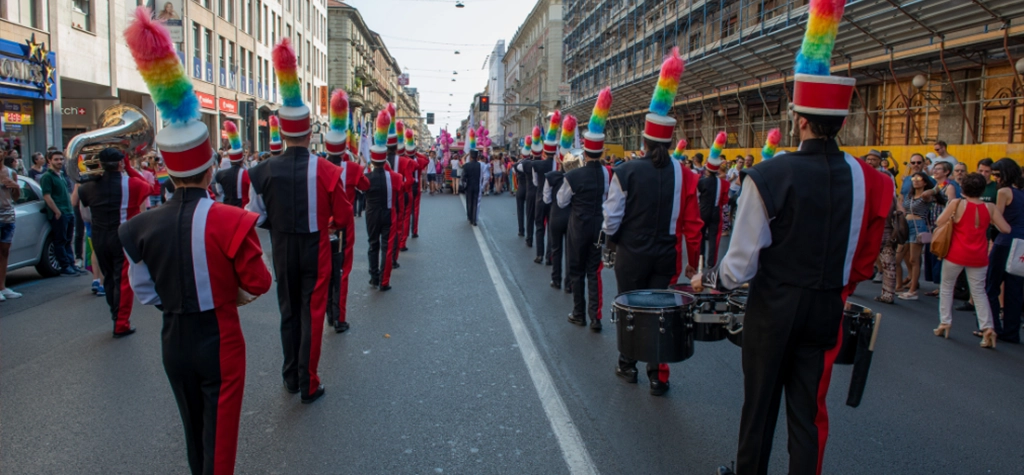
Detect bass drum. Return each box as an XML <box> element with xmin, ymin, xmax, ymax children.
<box><xmin>612</xmin><ymin>290</ymin><xmax>696</xmax><ymax>364</ymax></box>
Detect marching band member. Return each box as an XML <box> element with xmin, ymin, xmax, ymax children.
<box><xmin>517</xmin><ymin>127</ymin><xmax>543</xmax><ymax>247</ymax></box>
<box><xmin>407</xmin><ymin>130</ymin><xmax>429</xmax><ymax>238</ymax></box>
<box><xmin>603</xmin><ymin>48</ymin><xmax>702</xmax><ymax>396</ymax></box>
<box><xmin>545</xmin><ymin>115</ymin><xmax>577</xmax><ymax>293</ymax></box>
<box><xmin>693</xmin><ymin>3</ymin><xmax>894</xmax><ymax>472</ymax></box>
<box><xmin>246</xmin><ymin>38</ymin><xmax>351</xmax><ymax>404</ymax></box>
<box><xmin>386</xmin><ymin>113</ymin><xmax>414</xmax><ymax>265</ymax></box>
<box><xmin>515</xmin><ymin>137</ymin><xmax>532</xmax><ymax>237</ymax></box>
<box><xmin>533</xmin><ymin>111</ymin><xmax>561</xmax><ymax>264</ymax></box>
<box><xmin>462</xmin><ymin>128</ymin><xmax>482</xmax><ymax>226</ymax></box>
<box><xmin>78</xmin><ymin>148</ymin><xmax>161</xmax><ymax>339</ymax></box>
<box><xmin>214</xmin><ymin>121</ymin><xmax>250</xmax><ymax>208</ymax></box>
<box><xmin>697</xmin><ymin>132</ymin><xmax>729</xmax><ymax>267</ymax></box>
<box><xmin>560</xmin><ymin>87</ymin><xmax>614</xmax><ymax>328</ymax></box>
<box><xmin>324</xmin><ymin>90</ymin><xmax>369</xmax><ymax>333</ymax></box>
<box><xmin>120</xmin><ymin>10</ymin><xmax>272</xmax><ymax>473</ymax></box>
<box><xmin>366</xmin><ymin>111</ymin><xmax>403</xmax><ymax>291</ymax></box>
<box><xmin>268</xmin><ymin>115</ymin><xmax>283</xmax><ymax>156</ymax></box>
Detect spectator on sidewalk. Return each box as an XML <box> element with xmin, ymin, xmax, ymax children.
<box><xmin>39</xmin><ymin>151</ymin><xmax>83</xmax><ymax>276</ymax></box>
<box><xmin>1</xmin><ymin>153</ymin><xmax>22</xmax><ymax>301</ymax></box>
<box><xmin>897</xmin><ymin>171</ymin><xmax>938</xmax><ymax>300</ymax></box>
<box><xmin>987</xmin><ymin>158</ymin><xmax>1024</xmax><ymax>344</ymax></box>
<box><xmin>27</xmin><ymin>152</ymin><xmax>45</xmax><ymax>182</ymax></box>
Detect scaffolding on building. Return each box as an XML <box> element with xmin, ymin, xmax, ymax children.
<box><xmin>562</xmin><ymin>0</ymin><xmax>1024</xmax><ymax>152</ymax></box>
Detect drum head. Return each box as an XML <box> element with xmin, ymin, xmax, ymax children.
<box><xmin>615</xmin><ymin>290</ymin><xmax>695</xmax><ymax>309</ymax></box>
<box><xmin>670</xmin><ymin>283</ymin><xmax>727</xmax><ymax>296</ymax></box>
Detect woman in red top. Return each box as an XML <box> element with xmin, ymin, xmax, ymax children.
<box><xmin>935</xmin><ymin>173</ymin><xmax>1011</xmax><ymax>348</ymax></box>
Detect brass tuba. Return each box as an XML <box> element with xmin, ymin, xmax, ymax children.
<box><xmin>64</xmin><ymin>104</ymin><xmax>154</xmax><ymax>183</ymax></box>
<box><xmin>558</xmin><ymin>148</ymin><xmax>585</xmax><ymax>173</ymax></box>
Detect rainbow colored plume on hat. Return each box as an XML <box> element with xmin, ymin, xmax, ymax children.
<box><xmin>124</xmin><ymin>7</ymin><xmax>199</xmax><ymax>125</ymax></box>
<box><xmin>269</xmin><ymin>115</ymin><xmax>281</xmax><ymax>143</ymax></box>
<box><xmin>794</xmin><ymin>0</ymin><xmax>845</xmax><ymax>76</ymax></box>
<box><xmin>672</xmin><ymin>139</ymin><xmax>687</xmax><ymax>161</ymax></box>
<box><xmin>224</xmin><ymin>121</ymin><xmax>241</xmax><ymax>151</ymax></box>
<box><xmin>374</xmin><ymin>111</ymin><xmax>390</xmax><ymax>147</ymax></box>
<box><xmin>386</xmin><ymin>103</ymin><xmax>397</xmax><ymax>137</ymax></box>
<box><xmin>272</xmin><ymin>38</ymin><xmax>303</xmax><ymax>108</ymax></box>
<box><xmin>589</xmin><ymin>87</ymin><xmax>612</xmax><ymax>135</ymax></box>
<box><xmin>330</xmin><ymin>90</ymin><xmax>349</xmax><ymax>133</ymax></box>
<box><xmin>546</xmin><ymin>110</ymin><xmax>562</xmax><ymax>144</ymax></box>
<box><xmin>532</xmin><ymin>126</ymin><xmax>543</xmax><ymax>145</ymax></box>
<box><xmin>468</xmin><ymin>127</ymin><xmax>477</xmax><ymax>151</ymax></box>
<box><xmin>522</xmin><ymin>137</ymin><xmax>531</xmax><ymax>154</ymax></box>
<box><xmin>348</xmin><ymin>112</ymin><xmax>358</xmax><ymax>155</ymax></box>
<box><xmin>709</xmin><ymin>131</ymin><xmax>727</xmax><ymax>162</ymax></box>
<box><xmin>405</xmin><ymin>129</ymin><xmax>415</xmax><ymax>151</ymax></box>
<box><xmin>396</xmin><ymin>121</ymin><xmax>405</xmax><ymax>146</ymax></box>
<box><xmin>649</xmin><ymin>47</ymin><xmax>685</xmax><ymax>116</ymax></box>
<box><xmin>560</xmin><ymin>115</ymin><xmax>577</xmax><ymax>151</ymax></box>
<box><xmin>762</xmin><ymin>129</ymin><xmax>781</xmax><ymax>160</ymax></box>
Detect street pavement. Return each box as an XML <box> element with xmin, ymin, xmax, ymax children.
<box><xmin>3</xmin><ymin>190</ymin><xmax>1024</xmax><ymax>475</ymax></box>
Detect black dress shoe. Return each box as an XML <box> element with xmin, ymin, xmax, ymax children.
<box><xmin>650</xmin><ymin>379</ymin><xmax>670</xmax><ymax>396</ymax></box>
<box><xmin>401</xmin><ymin>247</ymin><xmax>409</xmax><ymax>252</ymax></box>
<box><xmin>392</xmin><ymin>261</ymin><xmax>400</xmax><ymax>269</ymax></box>
<box><xmin>301</xmin><ymin>385</ymin><xmax>325</xmax><ymax>404</ymax></box>
<box><xmin>113</xmin><ymin>327</ymin><xmax>137</xmax><ymax>339</ymax></box>
<box><xmin>334</xmin><ymin>321</ymin><xmax>350</xmax><ymax>333</ymax></box>
<box><xmin>955</xmin><ymin>302</ymin><xmax>975</xmax><ymax>311</ymax></box>
<box><xmin>379</xmin><ymin>285</ymin><xmax>392</xmax><ymax>292</ymax></box>
<box><xmin>526</xmin><ymin>240</ymin><xmax>533</xmax><ymax>248</ymax></box>
<box><xmin>550</xmin><ymin>281</ymin><xmax>561</xmax><ymax>290</ymax></box>
<box><xmin>590</xmin><ymin>319</ymin><xmax>602</xmax><ymax>332</ymax></box>
<box><xmin>568</xmin><ymin>314</ymin><xmax>586</xmax><ymax>326</ymax></box>
<box><xmin>412</xmin><ymin>234</ymin><xmax>419</xmax><ymax>238</ymax></box>
<box><xmin>615</xmin><ymin>366</ymin><xmax>638</xmax><ymax>384</ymax></box>
<box><xmin>284</xmin><ymin>381</ymin><xmax>299</xmax><ymax>394</ymax></box>
<box><xmin>369</xmin><ymin>278</ymin><xmax>380</xmax><ymax>287</ymax></box>
<box><xmin>534</xmin><ymin>256</ymin><xmax>543</xmax><ymax>264</ymax></box>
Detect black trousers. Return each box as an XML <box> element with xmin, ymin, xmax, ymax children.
<box><xmin>525</xmin><ymin>190</ymin><xmax>536</xmax><ymax>244</ymax></box>
<box><xmin>327</xmin><ymin>233</ymin><xmax>343</xmax><ymax>326</ymax></box>
<box><xmin>162</xmin><ymin>309</ymin><xmax>245</xmax><ymax>475</ymax></box>
<box><xmin>736</xmin><ymin>283</ymin><xmax>844</xmax><ymax>475</ymax></box>
<box><xmin>466</xmin><ymin>187</ymin><xmax>480</xmax><ymax>224</ymax></box>
<box><xmin>74</xmin><ymin>206</ymin><xmax>85</xmax><ymax>261</ymax></box>
<box><xmin>549</xmin><ymin>213</ymin><xmax>569</xmax><ymax>286</ymax></box>
<box><xmin>270</xmin><ymin>231</ymin><xmax>326</xmax><ymax>398</ymax></box>
<box><xmin>366</xmin><ymin>208</ymin><xmax>393</xmax><ymax>286</ymax></box>
<box><xmin>354</xmin><ymin>191</ymin><xmax>365</xmax><ymax>216</ymax></box>
<box><xmin>987</xmin><ymin>244</ymin><xmax>1023</xmax><ymax>342</ymax></box>
<box><xmin>516</xmin><ymin>190</ymin><xmax>527</xmax><ymax>235</ymax></box>
<box><xmin>701</xmin><ymin>216</ymin><xmax>722</xmax><ymax>267</ymax></box>
<box><xmin>93</xmin><ymin>226</ymin><xmax>132</xmax><ymax>333</ymax></box>
<box><xmin>534</xmin><ymin>199</ymin><xmax>550</xmax><ymax>259</ymax></box>
<box><xmin>614</xmin><ymin>244</ymin><xmax>677</xmax><ymax>382</ymax></box>
<box><xmin>568</xmin><ymin>221</ymin><xmax>602</xmax><ymax>321</ymax></box>
<box><xmin>392</xmin><ymin>192</ymin><xmax>408</xmax><ymax>263</ymax></box>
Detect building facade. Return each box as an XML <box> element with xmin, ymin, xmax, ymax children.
<box><xmin>562</xmin><ymin>0</ymin><xmax>1024</xmax><ymax>161</ymax></box>
<box><xmin>1</xmin><ymin>0</ymin><xmax>61</xmax><ymax>160</ymax></box>
<box><xmin>501</xmin><ymin>0</ymin><xmax>563</xmax><ymax>143</ymax></box>
<box><xmin>487</xmin><ymin>40</ymin><xmax>505</xmax><ymax>147</ymax></box>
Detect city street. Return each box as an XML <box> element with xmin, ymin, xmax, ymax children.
<box><xmin>3</xmin><ymin>192</ymin><xmax>1024</xmax><ymax>475</ymax></box>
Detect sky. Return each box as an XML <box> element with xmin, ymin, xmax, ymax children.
<box><xmin>342</xmin><ymin>0</ymin><xmax>540</xmax><ymax>138</ymax></box>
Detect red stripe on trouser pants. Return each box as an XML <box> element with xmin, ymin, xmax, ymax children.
<box><xmin>339</xmin><ymin>229</ymin><xmax>354</xmax><ymax>323</ymax></box>
<box><xmin>412</xmin><ymin>192</ymin><xmax>421</xmax><ymax>234</ymax></box>
<box><xmin>813</xmin><ymin>315</ymin><xmax>844</xmax><ymax>475</ymax></box>
<box><xmin>382</xmin><ymin>213</ymin><xmax>397</xmax><ymax>285</ymax></box>
<box><xmin>595</xmin><ymin>261</ymin><xmax>603</xmax><ymax>320</ymax></box>
<box><xmin>305</xmin><ymin>236</ymin><xmax>330</xmax><ymax>395</ymax></box>
<box><xmin>213</xmin><ymin>313</ymin><xmax>246</xmax><ymax>475</ymax></box>
<box><xmin>400</xmin><ymin>191</ymin><xmax>412</xmax><ymax>248</ymax></box>
<box><xmin>116</xmin><ymin>257</ymin><xmax>134</xmax><ymax>333</ymax></box>
<box><xmin>657</xmin><ymin>364</ymin><xmax>670</xmax><ymax>383</ymax></box>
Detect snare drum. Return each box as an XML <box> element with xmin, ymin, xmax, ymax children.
<box><xmin>836</xmin><ymin>303</ymin><xmax>875</xmax><ymax>365</ymax></box>
<box><xmin>670</xmin><ymin>284</ymin><xmax>732</xmax><ymax>342</ymax></box>
<box><xmin>612</xmin><ymin>290</ymin><xmax>696</xmax><ymax>363</ymax></box>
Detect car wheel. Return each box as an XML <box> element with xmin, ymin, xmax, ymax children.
<box><xmin>34</xmin><ymin>233</ymin><xmax>61</xmax><ymax>278</ymax></box>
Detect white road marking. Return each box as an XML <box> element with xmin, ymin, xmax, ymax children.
<box><xmin>462</xmin><ymin>196</ymin><xmax>599</xmax><ymax>475</ymax></box>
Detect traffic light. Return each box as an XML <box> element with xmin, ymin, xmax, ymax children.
<box><xmin>479</xmin><ymin>95</ymin><xmax>490</xmax><ymax>112</ymax></box>
<box><xmin>427</xmin><ymin>112</ymin><xmax>434</xmax><ymax>125</ymax></box>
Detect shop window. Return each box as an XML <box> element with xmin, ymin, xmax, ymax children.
<box><xmin>72</xmin><ymin>0</ymin><xmax>91</xmax><ymax>31</ymax></box>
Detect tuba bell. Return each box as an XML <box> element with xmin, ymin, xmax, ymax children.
<box><xmin>558</xmin><ymin>148</ymin><xmax>585</xmax><ymax>173</ymax></box>
<box><xmin>64</xmin><ymin>104</ymin><xmax>154</xmax><ymax>183</ymax></box>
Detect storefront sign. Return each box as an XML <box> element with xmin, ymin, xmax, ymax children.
<box><xmin>218</xmin><ymin>98</ymin><xmax>237</xmax><ymax>114</ymax></box>
<box><xmin>3</xmin><ymin>100</ymin><xmax>34</xmax><ymax>125</ymax></box>
<box><xmin>0</xmin><ymin>35</ymin><xmax>57</xmax><ymax>101</ymax></box>
<box><xmin>196</xmin><ymin>91</ymin><xmax>216</xmax><ymax>110</ymax></box>
<box><xmin>58</xmin><ymin>98</ymin><xmax>119</xmax><ymax>128</ymax></box>
<box><xmin>319</xmin><ymin>86</ymin><xmax>328</xmax><ymax>116</ymax></box>
<box><xmin>258</xmin><ymin>119</ymin><xmax>268</xmax><ymax>127</ymax></box>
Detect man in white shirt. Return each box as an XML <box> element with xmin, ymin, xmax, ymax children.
<box><xmin>426</xmin><ymin>150</ymin><xmax>438</xmax><ymax>195</ymax></box>
<box><xmin>932</xmin><ymin>140</ymin><xmax>957</xmax><ymax>168</ymax></box>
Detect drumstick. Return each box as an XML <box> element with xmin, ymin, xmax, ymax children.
<box><xmin>868</xmin><ymin>313</ymin><xmax>881</xmax><ymax>352</ymax></box>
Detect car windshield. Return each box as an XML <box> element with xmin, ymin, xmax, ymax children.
<box><xmin>16</xmin><ymin>177</ymin><xmax>40</xmax><ymax>204</ymax></box>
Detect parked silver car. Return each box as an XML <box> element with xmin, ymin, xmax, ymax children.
<box><xmin>6</xmin><ymin>176</ymin><xmax>61</xmax><ymax>277</ymax></box>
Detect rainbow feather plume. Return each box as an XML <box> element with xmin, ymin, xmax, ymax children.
<box><xmin>223</xmin><ymin>121</ymin><xmax>241</xmax><ymax>151</ymax></box>
<box><xmin>560</xmin><ymin>115</ymin><xmax>577</xmax><ymax>151</ymax></box>
<box><xmin>124</xmin><ymin>7</ymin><xmax>199</xmax><ymax>124</ymax></box>
<box><xmin>405</xmin><ymin>129</ymin><xmax>415</xmax><ymax>151</ymax></box>
<box><xmin>709</xmin><ymin>131</ymin><xmax>727</xmax><ymax>162</ymax></box>
<box><xmin>672</xmin><ymin>139</ymin><xmax>688</xmax><ymax>161</ymax></box>
<box><xmin>386</xmin><ymin>103</ymin><xmax>397</xmax><ymax>137</ymax></box>
<box><xmin>272</xmin><ymin>38</ymin><xmax>303</xmax><ymax>107</ymax></box>
<box><xmin>374</xmin><ymin>110</ymin><xmax>390</xmax><ymax>148</ymax></box>
<box><xmin>795</xmin><ymin>0</ymin><xmax>845</xmax><ymax>76</ymax></box>
<box><xmin>396</xmin><ymin>121</ymin><xmax>405</xmax><ymax>147</ymax></box>
<box><xmin>347</xmin><ymin>109</ymin><xmax>357</xmax><ymax>153</ymax></box>
<box><xmin>532</xmin><ymin>126</ymin><xmax>543</xmax><ymax>145</ymax></box>
<box><xmin>468</xmin><ymin>128</ymin><xmax>477</xmax><ymax>151</ymax></box>
<box><xmin>589</xmin><ymin>87</ymin><xmax>613</xmax><ymax>135</ymax></box>
<box><xmin>522</xmin><ymin>137</ymin><xmax>531</xmax><ymax>154</ymax></box>
<box><xmin>330</xmin><ymin>90</ymin><xmax>349</xmax><ymax>133</ymax></box>
<box><xmin>269</xmin><ymin>115</ymin><xmax>281</xmax><ymax>143</ymax></box>
<box><xmin>649</xmin><ymin>47</ymin><xmax>685</xmax><ymax>116</ymax></box>
<box><xmin>762</xmin><ymin>128</ymin><xmax>781</xmax><ymax>160</ymax></box>
<box><xmin>546</xmin><ymin>110</ymin><xmax>562</xmax><ymax>143</ymax></box>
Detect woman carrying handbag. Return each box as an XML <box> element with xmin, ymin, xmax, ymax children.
<box><xmin>934</xmin><ymin>173</ymin><xmax>1011</xmax><ymax>348</ymax></box>
<box><xmin>986</xmin><ymin>158</ymin><xmax>1024</xmax><ymax>344</ymax></box>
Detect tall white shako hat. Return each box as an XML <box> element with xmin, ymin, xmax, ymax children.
<box><xmin>370</xmin><ymin>110</ymin><xmax>391</xmax><ymax>163</ymax></box>
<box><xmin>643</xmin><ymin>47</ymin><xmax>685</xmax><ymax>144</ymax></box>
<box><xmin>584</xmin><ymin>87</ymin><xmax>613</xmax><ymax>154</ymax></box>
<box><xmin>521</xmin><ymin>137</ymin><xmax>532</xmax><ymax>158</ymax></box>
<box><xmin>790</xmin><ymin>0</ymin><xmax>856</xmax><ymax>122</ymax></box>
<box><xmin>324</xmin><ymin>89</ymin><xmax>349</xmax><ymax>156</ymax></box>
<box><xmin>542</xmin><ymin>110</ymin><xmax>561</xmax><ymax>155</ymax></box>
<box><xmin>404</xmin><ymin>129</ymin><xmax>416</xmax><ymax>157</ymax></box>
<box><xmin>223</xmin><ymin>120</ymin><xmax>244</xmax><ymax>162</ymax></box>
<box><xmin>272</xmin><ymin>38</ymin><xmax>311</xmax><ymax>137</ymax></box>
<box><xmin>124</xmin><ymin>7</ymin><xmax>215</xmax><ymax>177</ymax></box>
<box><xmin>530</xmin><ymin>126</ymin><xmax>543</xmax><ymax>156</ymax></box>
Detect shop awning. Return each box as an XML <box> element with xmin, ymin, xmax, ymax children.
<box><xmin>219</xmin><ymin>112</ymin><xmax>243</xmax><ymax>121</ymax></box>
